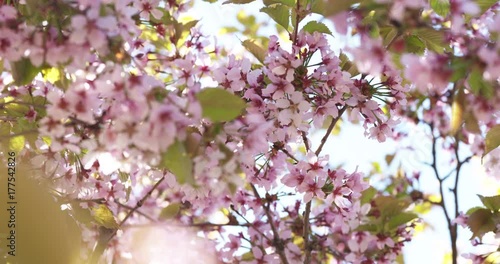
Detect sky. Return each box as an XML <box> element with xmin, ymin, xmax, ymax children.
<box><xmin>186</xmin><ymin>1</ymin><xmax>500</xmax><ymax>263</ymax></box>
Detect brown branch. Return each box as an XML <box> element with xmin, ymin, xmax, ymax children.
<box><xmin>251</xmin><ymin>184</ymin><xmax>290</xmax><ymax>264</ymax></box>
<box><xmin>115</xmin><ymin>201</ymin><xmax>156</xmax><ymax>222</ymax></box>
<box><xmin>303</xmin><ymin>201</ymin><xmax>312</xmax><ymax>264</ymax></box>
<box><xmin>90</xmin><ymin>174</ymin><xmax>166</xmax><ymax>263</ymax></box>
<box><xmin>315</xmin><ymin>106</ymin><xmax>347</xmax><ymax>156</ymax></box>
<box><xmin>428</xmin><ymin>124</ymin><xmax>457</xmax><ymax>264</ymax></box>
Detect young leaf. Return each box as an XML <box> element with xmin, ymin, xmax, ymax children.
<box><xmin>430</xmin><ymin>0</ymin><xmax>450</xmax><ymax>17</ymax></box>
<box><xmin>413</xmin><ymin>28</ymin><xmax>448</xmax><ymax>53</ymax></box>
<box><xmin>404</xmin><ymin>35</ymin><xmax>426</xmax><ymax>54</ymax></box>
<box><xmin>483</xmin><ymin>124</ymin><xmax>500</xmax><ymax>158</ymax></box>
<box><xmin>263</xmin><ymin>0</ymin><xmax>295</xmax><ymax>7</ymax></box>
<box><xmin>260</xmin><ymin>4</ymin><xmax>290</xmax><ymax>30</ymax></box>
<box><xmin>160</xmin><ymin>203</ymin><xmax>182</xmax><ymax>219</ymax></box>
<box><xmin>242</xmin><ymin>39</ymin><xmax>267</xmax><ymax>63</ymax></box>
<box><xmin>302</xmin><ymin>21</ymin><xmax>333</xmax><ymax>35</ymax></box>
<box><xmin>468</xmin><ymin>67</ymin><xmax>494</xmax><ymax>99</ymax></box>
<box><xmin>223</xmin><ymin>0</ymin><xmax>255</xmax><ymax>4</ymax></box>
<box><xmin>477</xmin><ymin>0</ymin><xmax>498</xmax><ymax>14</ymax></box>
<box><xmin>360</xmin><ymin>186</ymin><xmax>377</xmax><ymax>204</ymax></box>
<box><xmin>196</xmin><ymin>88</ymin><xmax>246</xmax><ymax>122</ymax></box>
<box><xmin>92</xmin><ymin>204</ymin><xmax>119</xmax><ymax>229</ymax></box>
<box><xmin>10</xmin><ymin>58</ymin><xmax>42</xmax><ymax>86</ymax></box>
<box><xmin>450</xmin><ymin>86</ymin><xmax>464</xmax><ymax>135</ymax></box>
<box><xmin>467</xmin><ymin>208</ymin><xmax>495</xmax><ymax>239</ymax></box>
<box><xmin>160</xmin><ymin>140</ymin><xmax>194</xmax><ymax>185</ymax></box>
<box><xmin>311</xmin><ymin>0</ymin><xmax>361</xmax><ymax>17</ymax></box>
<box><xmin>373</xmin><ymin>196</ymin><xmax>412</xmax><ymax>219</ymax></box>
<box><xmin>9</xmin><ymin>135</ymin><xmax>25</xmax><ymax>152</ymax></box>
<box><xmin>387</xmin><ymin>212</ymin><xmax>418</xmax><ymax>230</ymax></box>
<box><xmin>478</xmin><ymin>195</ymin><xmax>500</xmax><ymax>212</ymax></box>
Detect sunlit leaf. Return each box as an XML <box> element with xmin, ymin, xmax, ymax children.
<box><xmin>360</xmin><ymin>187</ymin><xmax>377</xmax><ymax>204</ymax></box>
<box><xmin>160</xmin><ymin>140</ymin><xmax>194</xmax><ymax>185</ymax></box>
<box><xmin>430</xmin><ymin>0</ymin><xmax>450</xmax><ymax>17</ymax></box>
<box><xmin>339</xmin><ymin>52</ymin><xmax>359</xmax><ymax>76</ymax></box>
<box><xmin>196</xmin><ymin>88</ymin><xmax>246</xmax><ymax>122</ymax></box>
<box><xmin>450</xmin><ymin>86</ymin><xmax>464</xmax><ymax>135</ymax></box>
<box><xmin>160</xmin><ymin>203</ymin><xmax>181</xmax><ymax>219</ymax></box>
<box><xmin>477</xmin><ymin>0</ymin><xmax>498</xmax><ymax>13</ymax></box>
<box><xmin>11</xmin><ymin>58</ymin><xmax>42</xmax><ymax>86</ymax></box>
<box><xmin>9</xmin><ymin>135</ymin><xmax>25</xmax><ymax>152</ymax></box>
<box><xmin>483</xmin><ymin>124</ymin><xmax>500</xmax><ymax>158</ymax></box>
<box><xmin>263</xmin><ymin>0</ymin><xmax>295</xmax><ymax>7</ymax></box>
<box><xmin>302</xmin><ymin>21</ymin><xmax>332</xmax><ymax>35</ymax></box>
<box><xmin>260</xmin><ymin>4</ymin><xmax>290</xmax><ymax>30</ymax></box>
<box><xmin>92</xmin><ymin>204</ymin><xmax>119</xmax><ymax>229</ymax></box>
<box><xmin>223</xmin><ymin>0</ymin><xmax>255</xmax><ymax>4</ymax></box>
<box><xmin>387</xmin><ymin>212</ymin><xmax>418</xmax><ymax>230</ymax></box>
<box><xmin>414</xmin><ymin>201</ymin><xmax>432</xmax><ymax>214</ymax></box>
<box><xmin>311</xmin><ymin>0</ymin><xmax>362</xmax><ymax>17</ymax></box>
<box><xmin>373</xmin><ymin>196</ymin><xmax>412</xmax><ymax>219</ymax></box>
<box><xmin>404</xmin><ymin>35</ymin><xmax>426</xmax><ymax>54</ymax></box>
<box><xmin>478</xmin><ymin>195</ymin><xmax>500</xmax><ymax>212</ymax></box>
<box><xmin>413</xmin><ymin>28</ymin><xmax>448</xmax><ymax>53</ymax></box>
<box><xmin>242</xmin><ymin>39</ymin><xmax>267</xmax><ymax>63</ymax></box>
<box><xmin>468</xmin><ymin>67</ymin><xmax>494</xmax><ymax>99</ymax></box>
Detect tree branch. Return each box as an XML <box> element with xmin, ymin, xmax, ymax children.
<box><xmin>315</xmin><ymin>106</ymin><xmax>347</xmax><ymax>156</ymax></box>
<box><xmin>251</xmin><ymin>184</ymin><xmax>290</xmax><ymax>264</ymax></box>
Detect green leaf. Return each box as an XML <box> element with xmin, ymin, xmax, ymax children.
<box><xmin>263</xmin><ymin>0</ymin><xmax>295</xmax><ymax>7</ymax></box>
<box><xmin>413</xmin><ymin>28</ymin><xmax>448</xmax><ymax>53</ymax></box>
<box><xmin>360</xmin><ymin>187</ymin><xmax>377</xmax><ymax>204</ymax></box>
<box><xmin>311</xmin><ymin>0</ymin><xmax>361</xmax><ymax>17</ymax></box>
<box><xmin>260</xmin><ymin>4</ymin><xmax>290</xmax><ymax>30</ymax></box>
<box><xmin>430</xmin><ymin>0</ymin><xmax>450</xmax><ymax>17</ymax></box>
<box><xmin>467</xmin><ymin>208</ymin><xmax>495</xmax><ymax>239</ymax></box>
<box><xmin>414</xmin><ymin>201</ymin><xmax>432</xmax><ymax>214</ymax></box>
<box><xmin>466</xmin><ymin>206</ymin><xmax>484</xmax><ymax>215</ymax></box>
<box><xmin>160</xmin><ymin>140</ymin><xmax>194</xmax><ymax>185</ymax></box>
<box><xmin>373</xmin><ymin>196</ymin><xmax>412</xmax><ymax>219</ymax></box>
<box><xmin>11</xmin><ymin>58</ymin><xmax>42</xmax><ymax>86</ymax></box>
<box><xmin>450</xmin><ymin>86</ymin><xmax>464</xmax><ymax>135</ymax></box>
<box><xmin>357</xmin><ymin>224</ymin><xmax>378</xmax><ymax>232</ymax></box>
<box><xmin>483</xmin><ymin>124</ymin><xmax>500</xmax><ymax>158</ymax></box>
<box><xmin>478</xmin><ymin>195</ymin><xmax>500</xmax><ymax>212</ymax></box>
<box><xmin>468</xmin><ymin>67</ymin><xmax>493</xmax><ymax>99</ymax></box>
<box><xmin>404</xmin><ymin>35</ymin><xmax>426</xmax><ymax>54</ymax></box>
<box><xmin>9</xmin><ymin>135</ymin><xmax>25</xmax><ymax>152</ymax></box>
<box><xmin>387</xmin><ymin>212</ymin><xmax>418</xmax><ymax>230</ymax></box>
<box><xmin>302</xmin><ymin>21</ymin><xmax>332</xmax><ymax>35</ymax></box>
<box><xmin>477</xmin><ymin>0</ymin><xmax>497</xmax><ymax>14</ymax></box>
<box><xmin>223</xmin><ymin>0</ymin><xmax>255</xmax><ymax>4</ymax></box>
<box><xmin>449</xmin><ymin>57</ymin><xmax>469</xmax><ymax>82</ymax></box>
<box><xmin>242</xmin><ymin>39</ymin><xmax>267</xmax><ymax>64</ymax></box>
<box><xmin>92</xmin><ymin>204</ymin><xmax>119</xmax><ymax>229</ymax></box>
<box><xmin>160</xmin><ymin>203</ymin><xmax>181</xmax><ymax>219</ymax></box>
<box><xmin>196</xmin><ymin>88</ymin><xmax>246</xmax><ymax>122</ymax></box>
<box><xmin>380</xmin><ymin>27</ymin><xmax>398</xmax><ymax>47</ymax></box>
<box><xmin>339</xmin><ymin>52</ymin><xmax>359</xmax><ymax>76</ymax></box>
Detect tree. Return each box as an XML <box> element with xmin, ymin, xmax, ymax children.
<box><xmin>0</xmin><ymin>0</ymin><xmax>499</xmax><ymax>263</ymax></box>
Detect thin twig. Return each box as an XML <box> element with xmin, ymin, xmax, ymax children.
<box><xmin>115</xmin><ymin>201</ymin><xmax>156</xmax><ymax>222</ymax></box>
<box><xmin>251</xmin><ymin>184</ymin><xmax>290</xmax><ymax>264</ymax></box>
<box><xmin>315</xmin><ymin>106</ymin><xmax>347</xmax><ymax>156</ymax></box>
<box><xmin>428</xmin><ymin>124</ymin><xmax>456</xmax><ymax>264</ymax></box>
<box><xmin>90</xmin><ymin>174</ymin><xmax>166</xmax><ymax>263</ymax></box>
<box><xmin>303</xmin><ymin>201</ymin><xmax>312</xmax><ymax>264</ymax></box>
